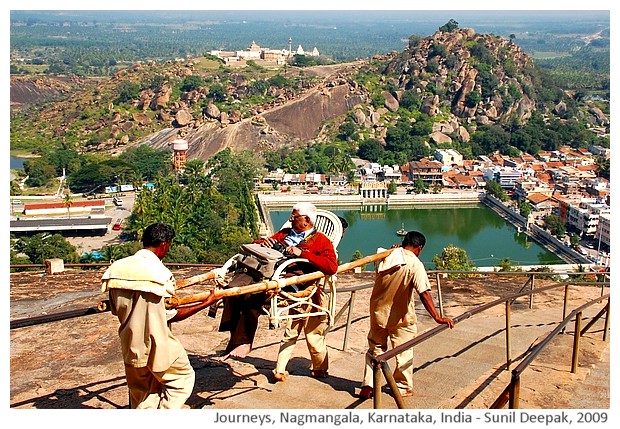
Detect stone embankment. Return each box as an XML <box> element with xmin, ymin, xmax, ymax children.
<box><xmin>257</xmin><ymin>191</ymin><xmax>484</xmax><ymax>209</ymax></box>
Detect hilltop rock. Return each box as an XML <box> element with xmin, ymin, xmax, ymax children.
<box><xmin>420</xmin><ymin>95</ymin><xmax>440</xmax><ymax>116</ymax></box>
<box><xmin>385</xmin><ymin>28</ymin><xmax>538</xmax><ymax>124</ymax></box>
<box><xmin>587</xmin><ymin>103</ymin><xmax>609</xmax><ymax>126</ymax></box>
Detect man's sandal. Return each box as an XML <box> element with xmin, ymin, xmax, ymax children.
<box><xmin>310</xmin><ymin>369</ymin><xmax>328</xmax><ymax>378</ymax></box>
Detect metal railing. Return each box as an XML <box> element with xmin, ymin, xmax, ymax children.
<box><xmin>332</xmin><ymin>270</ymin><xmax>608</xmax><ymax>352</ymax></box>
<box><xmin>490</xmin><ymin>293</ymin><xmax>610</xmax><ymax>409</ymax></box>
<box><xmin>358</xmin><ymin>280</ymin><xmax>609</xmax><ymax>409</ymax></box>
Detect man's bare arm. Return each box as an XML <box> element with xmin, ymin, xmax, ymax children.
<box><xmin>168</xmin><ymin>290</ymin><xmax>218</xmax><ymax>323</ymax></box>
<box><xmin>419</xmin><ymin>290</ymin><xmax>455</xmax><ymax>329</ymax></box>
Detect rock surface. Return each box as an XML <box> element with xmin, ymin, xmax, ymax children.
<box><xmin>9</xmin><ymin>268</ymin><xmax>609</xmax><ymax>410</ymax></box>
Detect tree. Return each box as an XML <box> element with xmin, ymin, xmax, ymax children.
<box><xmin>439</xmin><ymin>19</ymin><xmax>459</xmax><ymax>33</ymax></box>
<box><xmin>15</xmin><ymin>233</ymin><xmax>80</xmax><ymax>264</ymax></box>
<box><xmin>465</xmin><ymin>90</ymin><xmax>481</xmax><ymax>108</ymax></box>
<box><xmin>63</xmin><ymin>194</ymin><xmax>73</xmax><ymax>219</ymax></box>
<box><xmin>358</xmin><ymin>139</ymin><xmax>384</xmax><ymax>162</ymax></box>
<box><xmin>350</xmin><ymin>250</ymin><xmax>366</xmax><ymax>270</ymax></box>
<box><xmin>24</xmin><ymin>157</ymin><xmax>56</xmax><ymax>187</ymax></box>
<box><xmin>164</xmin><ymin>244</ymin><xmax>198</xmax><ymax>264</ymax></box>
<box><xmin>180</xmin><ymin>75</ymin><xmax>205</xmax><ymax>92</ymax></box>
<box><xmin>518</xmin><ymin>200</ymin><xmax>532</xmax><ymax>218</ymax></box>
<box><xmin>122</xmin><ymin>145</ymin><xmax>170</xmax><ymax>180</ymax></box>
<box><xmin>544</xmin><ymin>214</ymin><xmax>566</xmax><ymax>238</ymax></box>
<box><xmin>399</xmin><ymin>90</ymin><xmax>421</xmax><ymax>111</ymax></box>
<box><xmin>115</xmin><ymin>81</ymin><xmax>141</xmax><ymax>104</ymax></box>
<box><xmin>497</xmin><ymin>258</ymin><xmax>516</xmax><ymax>272</ymax></box>
<box><xmin>414</xmin><ymin>178</ymin><xmax>428</xmax><ymax>194</ymax></box>
<box><xmin>596</xmin><ymin>157</ymin><xmax>610</xmax><ymax>180</ymax></box>
<box><xmin>408</xmin><ymin>34</ymin><xmax>422</xmax><ymax>49</ymax></box>
<box><xmin>485</xmin><ymin>180</ymin><xmax>509</xmax><ymax>202</ymax></box>
<box><xmin>10</xmin><ymin>180</ymin><xmax>22</xmax><ymax>196</ymax></box>
<box><xmin>432</xmin><ymin>244</ymin><xmax>475</xmax><ymax>278</ymax></box>
<box><xmin>207</xmin><ymin>83</ymin><xmax>227</xmax><ymax>102</ymax></box>
<box><xmin>338</xmin><ymin>120</ymin><xmax>357</xmax><ymax>141</ymax></box>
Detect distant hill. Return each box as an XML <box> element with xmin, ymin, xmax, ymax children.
<box><xmin>10</xmin><ymin>27</ymin><xmax>609</xmax><ymax>162</ymax></box>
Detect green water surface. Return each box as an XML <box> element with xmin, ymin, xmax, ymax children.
<box><xmin>269</xmin><ymin>204</ymin><xmax>563</xmax><ymax>268</ymax></box>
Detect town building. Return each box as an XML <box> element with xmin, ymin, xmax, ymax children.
<box><xmin>22</xmin><ymin>200</ymin><xmax>106</xmax><ymax>216</ymax></box>
<box><xmin>435</xmin><ymin>148</ymin><xmax>463</xmax><ymax>169</ymax></box>
<box><xmin>407</xmin><ymin>158</ymin><xmax>443</xmax><ymax>186</ymax></box>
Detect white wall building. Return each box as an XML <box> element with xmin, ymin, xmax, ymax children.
<box><xmin>566</xmin><ymin>198</ymin><xmax>611</xmax><ymax>237</ymax></box>
<box><xmin>435</xmin><ymin>149</ymin><xmax>463</xmax><ymax>168</ymax></box>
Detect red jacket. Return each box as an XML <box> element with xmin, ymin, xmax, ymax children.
<box><xmin>254</xmin><ymin>228</ymin><xmax>338</xmax><ymax>276</ymax></box>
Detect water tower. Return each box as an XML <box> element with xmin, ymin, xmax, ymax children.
<box><xmin>171</xmin><ymin>138</ymin><xmax>188</xmax><ymax>171</ymax></box>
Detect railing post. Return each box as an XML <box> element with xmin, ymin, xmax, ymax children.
<box><xmin>342</xmin><ymin>290</ymin><xmax>356</xmax><ymax>351</ymax></box>
<box><xmin>529</xmin><ymin>273</ymin><xmax>535</xmax><ymax>309</ymax></box>
<box><xmin>372</xmin><ymin>360</ymin><xmax>383</xmax><ymax>409</ymax></box>
<box><xmin>509</xmin><ymin>372</ymin><xmax>520</xmax><ymax>409</ymax></box>
<box><xmin>505</xmin><ymin>300</ymin><xmax>512</xmax><ymax>370</ymax></box>
<box><xmin>571</xmin><ymin>311</ymin><xmax>582</xmax><ymax>373</ymax></box>
<box><xmin>435</xmin><ymin>272</ymin><xmax>444</xmax><ymax>317</ymax></box>
<box><xmin>561</xmin><ymin>285</ymin><xmax>569</xmax><ymax>334</ymax></box>
<box><xmin>381</xmin><ymin>362</ymin><xmax>406</xmax><ymax>409</ymax></box>
<box><xmin>603</xmin><ymin>301</ymin><xmax>610</xmax><ymax>342</ymax></box>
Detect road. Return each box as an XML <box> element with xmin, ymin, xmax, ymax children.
<box><xmin>64</xmin><ymin>193</ymin><xmax>136</xmax><ymax>253</ymax></box>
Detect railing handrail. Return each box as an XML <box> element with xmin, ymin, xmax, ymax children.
<box><xmin>368</xmin><ymin>279</ymin><xmax>609</xmax><ymax>409</ymax></box>
<box><xmin>373</xmin><ymin>282</ymin><xmax>569</xmax><ymax>364</ymax></box>
<box><xmin>512</xmin><ymin>293</ymin><xmax>610</xmax><ymax>377</ymax></box>
<box><xmin>10</xmin><ymin>262</ymin><xmax>221</xmax><ymax>269</ymax></box>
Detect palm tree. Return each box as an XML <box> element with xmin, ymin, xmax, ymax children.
<box><xmin>63</xmin><ymin>194</ymin><xmax>73</xmax><ymax>219</ymax></box>
<box><xmin>131</xmin><ymin>172</ymin><xmax>144</xmax><ymax>192</ymax></box>
<box><xmin>327</xmin><ymin>147</ymin><xmax>340</xmax><ymax>174</ymax></box>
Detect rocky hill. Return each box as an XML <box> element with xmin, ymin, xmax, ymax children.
<box><xmin>10</xmin><ymin>27</ymin><xmax>609</xmax><ymax>162</ymax></box>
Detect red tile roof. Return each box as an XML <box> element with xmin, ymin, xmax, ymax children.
<box><xmin>23</xmin><ymin>199</ymin><xmax>106</xmax><ymax>210</ymax></box>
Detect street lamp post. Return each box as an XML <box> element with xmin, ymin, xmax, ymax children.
<box><xmin>596</xmin><ymin>225</ymin><xmax>603</xmax><ymax>265</ymax></box>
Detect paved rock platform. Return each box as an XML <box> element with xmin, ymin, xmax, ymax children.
<box><xmin>9</xmin><ymin>269</ymin><xmax>610</xmax><ymax>413</ymax></box>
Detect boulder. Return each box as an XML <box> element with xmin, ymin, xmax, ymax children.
<box><xmin>204</xmin><ymin>103</ymin><xmax>221</xmax><ymax>120</ymax></box>
<box><xmin>352</xmin><ymin>108</ymin><xmax>366</xmax><ymax>125</ymax></box>
<box><xmin>121</xmin><ymin>121</ymin><xmax>134</xmax><ymax>132</ymax></box>
<box><xmin>457</xmin><ymin>126</ymin><xmax>471</xmax><ymax>143</ymax></box>
<box><xmin>382</xmin><ymin>91</ymin><xmax>400</xmax><ymax>112</ymax></box>
<box><xmin>174</xmin><ymin>110</ymin><xmax>193</xmax><ymax>127</ymax></box>
<box><xmin>228</xmin><ymin>110</ymin><xmax>242</xmax><ymax>124</ymax></box>
<box><xmin>430</xmin><ymin>131</ymin><xmax>452</xmax><ymax>145</ymax></box>
<box><xmin>588</xmin><ymin>105</ymin><xmax>609</xmax><ymax>126</ymax></box>
<box><xmin>420</xmin><ymin>95</ymin><xmax>440</xmax><ymax>116</ymax></box>
<box><xmin>553</xmin><ymin>101</ymin><xmax>567</xmax><ymax>116</ymax></box>
<box><xmin>132</xmin><ymin>112</ymin><xmax>152</xmax><ymax>126</ymax></box>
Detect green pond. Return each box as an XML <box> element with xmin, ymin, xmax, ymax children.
<box><xmin>268</xmin><ymin>204</ymin><xmax>564</xmax><ymax>268</ymax></box>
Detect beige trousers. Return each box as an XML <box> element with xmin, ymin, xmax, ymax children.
<box><xmin>275</xmin><ymin>306</ymin><xmax>329</xmax><ymax>374</ymax></box>
<box><xmin>124</xmin><ymin>350</ymin><xmax>195</xmax><ymax>409</ymax></box>
<box><xmin>362</xmin><ymin>323</ymin><xmax>417</xmax><ymax>392</ymax></box>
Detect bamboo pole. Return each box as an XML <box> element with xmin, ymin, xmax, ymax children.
<box><xmin>166</xmin><ymin>248</ymin><xmax>394</xmax><ymax>309</ymax></box>
<box><xmin>175</xmin><ymin>271</ymin><xmax>216</xmax><ymax>289</ymax></box>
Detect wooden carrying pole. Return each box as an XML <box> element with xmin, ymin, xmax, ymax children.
<box><xmin>175</xmin><ymin>271</ymin><xmax>216</xmax><ymax>290</ymax></box>
<box><xmin>165</xmin><ymin>248</ymin><xmax>394</xmax><ymax>309</ymax></box>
